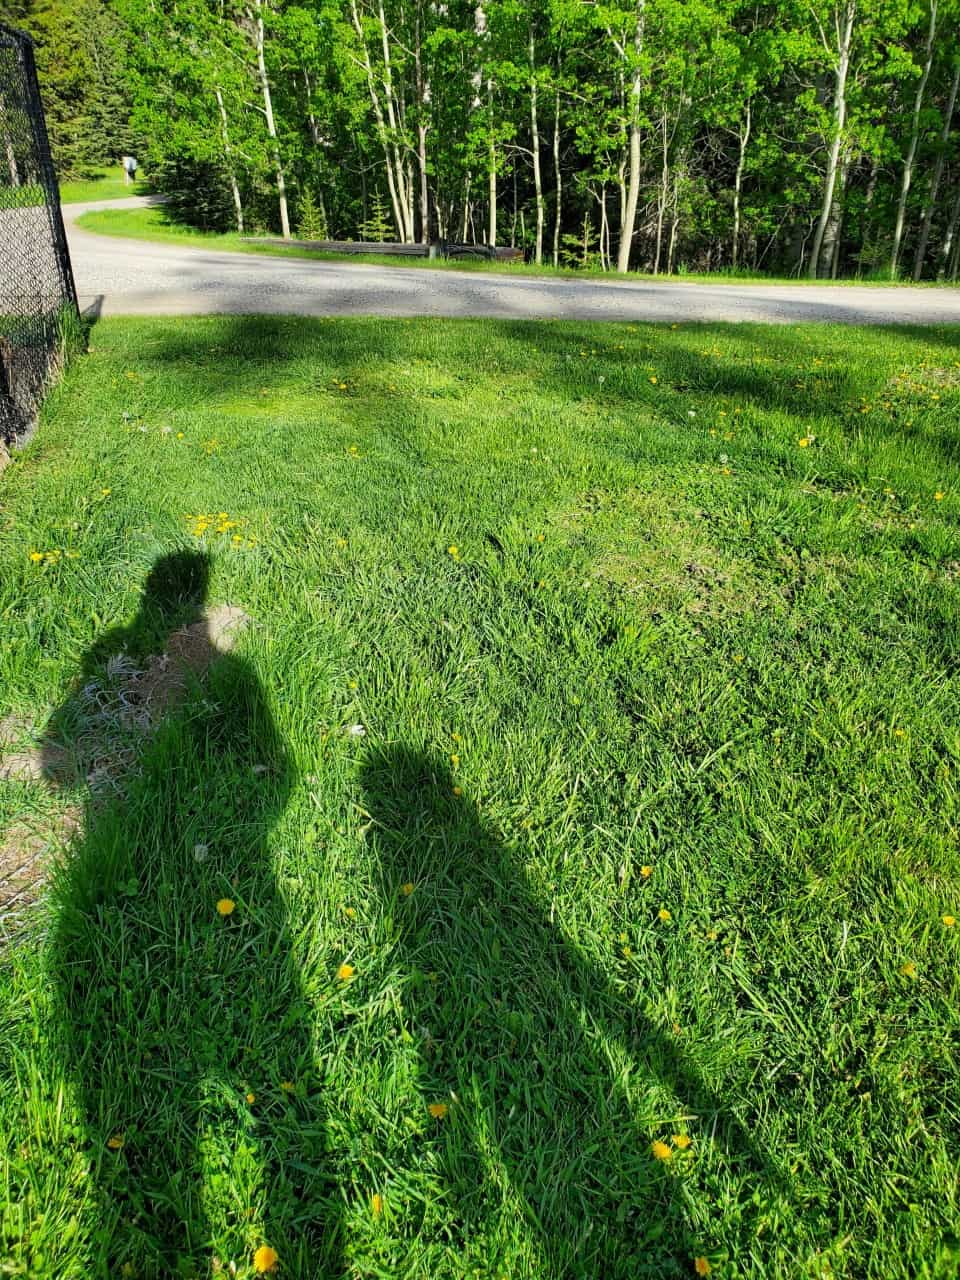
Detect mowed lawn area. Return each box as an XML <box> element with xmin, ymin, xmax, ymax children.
<box><xmin>1</xmin><ymin>316</ymin><xmax>959</xmax><ymax>1280</ymax></box>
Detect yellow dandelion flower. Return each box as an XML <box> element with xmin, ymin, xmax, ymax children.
<box><xmin>216</xmin><ymin>898</ymin><xmax>235</xmax><ymax>916</ymax></box>
<box><xmin>450</xmin><ymin>753</ymin><xmax>460</xmax><ymax>767</ymax></box>
<box><xmin>640</xmin><ymin>865</ymin><xmax>653</xmax><ymax>878</ymax></box>
<box><xmin>448</xmin><ymin>545</ymin><xmax>459</xmax><ymax>558</ymax></box>
<box><xmin>622</xmin><ymin>946</ymin><xmax>634</xmax><ymax>959</ymax></box>
<box><xmin>943</xmin><ymin>915</ymin><xmax>955</xmax><ymax>927</ymax></box>
<box><xmin>107</xmin><ymin>1133</ymin><xmax>124</xmax><ymax>1150</ymax></box>
<box><xmin>339</xmin><ymin>383</ymin><xmax>347</xmax><ymax>390</ymax></box>
<box><xmin>672</xmin><ymin>1133</ymin><xmax>692</xmax><ymax>1150</ymax></box>
<box><xmin>428</xmin><ymin>1102</ymin><xmax>448</xmax><ymax>1119</ymax></box>
<box><xmin>253</xmin><ymin>1244</ymin><xmax>279</xmax><ymax>1273</ymax></box>
<box><xmin>452</xmin><ymin>785</ymin><xmax>463</xmax><ymax>797</ymax></box>
<box><xmin>348</xmin><ymin>679</ymin><xmax>358</xmax><ymax>690</ymax></box>
<box><xmin>798</xmin><ymin>437</ymin><xmax>810</xmax><ymax>448</ymax></box>
<box><xmin>344</xmin><ymin>907</ymin><xmax>357</xmax><ymax>919</ymax></box>
<box><xmin>935</xmin><ymin>491</ymin><xmax>945</xmax><ymax>501</ymax></box>
<box><xmin>649</xmin><ymin>375</ymin><xmax>658</xmax><ymax>385</ymax></box>
<box><xmin>658</xmin><ymin>908</ymin><xmax>672</xmax><ymax>922</ymax></box>
<box><xmin>694</xmin><ymin>1258</ymin><xmax>712</xmax><ymax>1277</ymax></box>
<box><xmin>337</xmin><ymin>963</ymin><xmax>356</xmax><ymax>981</ymax></box>
<box><xmin>401</xmin><ymin>882</ymin><xmax>415</xmax><ymax>896</ymax></box>
<box><xmin>280</xmin><ymin>1080</ymin><xmax>295</xmax><ymax>1093</ymax></box>
<box><xmin>651</xmin><ymin>1140</ymin><xmax>672</xmax><ymax>1161</ymax></box>
<box><xmin>29</xmin><ymin>551</ymin><xmax>44</xmax><ymax>563</ymax></box>
<box><xmin>536</xmin><ymin>534</ymin><xmax>545</xmax><ymax>543</ymax></box>
<box><xmin>100</xmin><ymin>487</ymin><xmax>111</xmax><ymax>496</ymax></box>
<box><xmin>246</xmin><ymin>1092</ymin><xmax>256</xmax><ymax>1104</ymax></box>
<box><xmin>899</xmin><ymin>961</ymin><xmax>918</xmax><ymax>979</ymax></box>
<box><xmin>176</xmin><ymin>432</ymin><xmax>185</xmax><ymax>440</ymax></box>
<box><xmin>372</xmin><ymin>1192</ymin><xmax>384</xmax><ymax>1217</ymax></box>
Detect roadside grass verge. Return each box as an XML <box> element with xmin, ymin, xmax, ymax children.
<box><xmin>73</xmin><ymin>206</ymin><xmax>960</xmax><ymax>288</ymax></box>
<box><xmin>59</xmin><ymin>166</ymin><xmax>150</xmax><ymax>205</ymax></box>
<box><xmin>1</xmin><ymin>316</ymin><xmax>959</xmax><ymax>1279</ymax></box>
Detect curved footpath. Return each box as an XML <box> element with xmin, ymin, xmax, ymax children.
<box><xmin>65</xmin><ymin>197</ymin><xmax>960</xmax><ymax>326</ymax></box>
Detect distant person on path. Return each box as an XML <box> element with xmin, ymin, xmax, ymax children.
<box><xmin>122</xmin><ymin>154</ymin><xmax>138</xmax><ymax>185</ymax></box>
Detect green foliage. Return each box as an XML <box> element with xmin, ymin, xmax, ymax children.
<box><xmin>23</xmin><ymin>0</ymin><xmax>960</xmax><ymax>275</ymax></box>
<box><xmin>359</xmin><ymin>189</ymin><xmax>394</xmax><ymax>242</ymax></box>
<box><xmin>296</xmin><ymin>188</ymin><xmax>327</xmax><ymax>239</ymax></box>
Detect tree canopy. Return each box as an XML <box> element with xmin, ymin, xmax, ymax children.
<box><xmin>7</xmin><ymin>0</ymin><xmax>960</xmax><ymax>278</ymax></box>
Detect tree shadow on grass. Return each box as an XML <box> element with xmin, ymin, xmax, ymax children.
<box><xmin>43</xmin><ymin>551</ymin><xmax>340</xmax><ymax>1277</ymax></box>
<box><xmin>360</xmin><ymin>744</ymin><xmax>789</xmax><ymax>1278</ymax></box>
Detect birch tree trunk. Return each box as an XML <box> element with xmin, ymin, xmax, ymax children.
<box><xmin>616</xmin><ymin>0</ymin><xmax>645</xmax><ymax>274</ymax></box>
<box><xmin>552</xmin><ymin>84</ymin><xmax>562</xmax><ymax>266</ymax></box>
<box><xmin>821</xmin><ymin>152</ymin><xmax>849</xmax><ymax>277</ymax></box>
<box><xmin>302</xmin><ymin>68</ymin><xmax>329</xmax><ymax>233</ymax></box>
<box><xmin>0</xmin><ymin>91</ymin><xmax>20</xmax><ymax>186</ymax></box>
<box><xmin>528</xmin><ymin>28</ymin><xmax>545</xmax><ymax>264</ymax></box>
<box><xmin>378</xmin><ymin>0</ymin><xmax>414</xmax><ymax>240</ymax></box>
<box><xmin>939</xmin><ymin>184</ymin><xmax>960</xmax><ymax>278</ymax></box>
<box><xmin>215</xmin><ymin>87</ymin><xmax>244</xmax><ymax>234</ymax></box>
<box><xmin>488</xmin><ymin>118</ymin><xmax>497</xmax><ymax>245</ymax></box>
<box><xmin>809</xmin><ymin>0</ymin><xmax>855</xmax><ymax>278</ymax></box>
<box><xmin>891</xmin><ymin>0</ymin><xmax>937</xmax><ymax>275</ymax></box>
<box><xmin>913</xmin><ymin>56</ymin><xmax>959</xmax><ymax>279</ymax></box>
<box><xmin>252</xmin><ymin>0</ymin><xmax>290</xmax><ymax>239</ymax></box>
<box><xmin>414</xmin><ymin>4</ymin><xmax>429</xmax><ymax>243</ymax></box>
<box><xmin>653</xmin><ymin>109</ymin><xmax>669</xmax><ymax>274</ymax></box>
<box><xmin>348</xmin><ymin>0</ymin><xmax>407</xmax><ymax>241</ymax></box>
<box><xmin>732</xmin><ymin>101</ymin><xmax>751</xmax><ymax>269</ymax></box>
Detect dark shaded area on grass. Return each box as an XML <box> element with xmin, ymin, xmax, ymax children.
<box><xmin>44</xmin><ymin>552</ymin><xmax>341</xmax><ymax>1275</ymax></box>
<box><xmin>360</xmin><ymin>745</ymin><xmax>788</xmax><ymax>1275</ymax></box>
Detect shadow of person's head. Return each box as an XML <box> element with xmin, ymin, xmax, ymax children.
<box><xmin>126</xmin><ymin>548</ymin><xmax>211</xmax><ymax>660</ymax></box>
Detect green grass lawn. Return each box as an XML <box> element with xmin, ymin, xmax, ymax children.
<box><xmin>73</xmin><ymin>206</ymin><xmax>958</xmax><ymax>287</ymax></box>
<box><xmin>1</xmin><ymin>316</ymin><xmax>959</xmax><ymax>1280</ymax></box>
<box><xmin>59</xmin><ymin>166</ymin><xmax>149</xmax><ymax>205</ymax></box>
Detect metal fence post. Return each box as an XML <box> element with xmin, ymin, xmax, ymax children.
<box><xmin>0</xmin><ymin>22</ymin><xmax>80</xmax><ymax>444</ymax></box>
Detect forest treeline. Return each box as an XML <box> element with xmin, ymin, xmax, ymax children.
<box><xmin>5</xmin><ymin>0</ymin><xmax>960</xmax><ymax>278</ymax></box>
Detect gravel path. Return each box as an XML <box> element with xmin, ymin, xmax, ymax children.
<box><xmin>65</xmin><ymin>197</ymin><xmax>960</xmax><ymax>326</ymax></box>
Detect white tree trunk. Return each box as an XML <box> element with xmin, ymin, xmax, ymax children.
<box><xmin>891</xmin><ymin>0</ymin><xmax>937</xmax><ymax>275</ymax></box>
<box><xmin>529</xmin><ymin>28</ymin><xmax>544</xmax><ymax>264</ymax></box>
<box><xmin>252</xmin><ymin>0</ymin><xmax>290</xmax><ymax>239</ymax></box>
<box><xmin>913</xmin><ymin>55</ymin><xmax>959</xmax><ymax>279</ymax></box>
<box><xmin>488</xmin><ymin>127</ymin><xmax>497</xmax><ymax>245</ymax></box>
<box><xmin>349</xmin><ymin>0</ymin><xmax>406</xmax><ymax>240</ymax></box>
<box><xmin>732</xmin><ymin>100</ymin><xmax>751</xmax><ymax>269</ymax></box>
<box><xmin>378</xmin><ymin>0</ymin><xmax>415</xmax><ymax>240</ymax></box>
<box><xmin>552</xmin><ymin>84</ymin><xmax>562</xmax><ymax>266</ymax></box>
<box><xmin>939</xmin><ymin>184</ymin><xmax>960</xmax><ymax>278</ymax></box>
<box><xmin>615</xmin><ymin>0</ymin><xmax>645</xmax><ymax>273</ymax></box>
<box><xmin>809</xmin><ymin>0</ymin><xmax>855</xmax><ymax>278</ymax></box>
<box><xmin>215</xmin><ymin>88</ymin><xmax>244</xmax><ymax>235</ymax></box>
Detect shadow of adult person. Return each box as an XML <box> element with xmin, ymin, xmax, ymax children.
<box><xmin>41</xmin><ymin>551</ymin><xmax>340</xmax><ymax>1278</ymax></box>
<box><xmin>360</xmin><ymin>745</ymin><xmax>787</xmax><ymax>1278</ymax></box>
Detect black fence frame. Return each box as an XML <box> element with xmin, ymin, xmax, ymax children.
<box><xmin>0</xmin><ymin>22</ymin><xmax>78</xmax><ymax>445</ymax></box>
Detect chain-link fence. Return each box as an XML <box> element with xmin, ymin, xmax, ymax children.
<box><xmin>0</xmin><ymin>23</ymin><xmax>78</xmax><ymax>446</ymax></box>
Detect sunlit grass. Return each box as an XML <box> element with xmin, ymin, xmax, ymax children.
<box><xmin>59</xmin><ymin>166</ymin><xmax>149</xmax><ymax>205</ymax></box>
<box><xmin>1</xmin><ymin>316</ymin><xmax>959</xmax><ymax>1279</ymax></box>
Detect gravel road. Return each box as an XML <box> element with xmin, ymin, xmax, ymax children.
<box><xmin>65</xmin><ymin>197</ymin><xmax>960</xmax><ymax>326</ymax></box>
